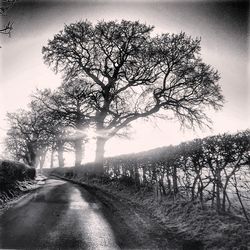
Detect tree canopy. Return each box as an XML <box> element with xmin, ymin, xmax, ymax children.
<box><xmin>41</xmin><ymin>20</ymin><xmax>224</xmax><ymax>171</ymax></box>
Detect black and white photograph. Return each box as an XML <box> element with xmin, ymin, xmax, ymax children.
<box><xmin>0</xmin><ymin>0</ymin><xmax>249</xmax><ymax>249</ymax></box>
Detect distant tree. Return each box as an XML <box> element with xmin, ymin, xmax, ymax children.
<box><xmin>33</xmin><ymin>79</ymin><xmax>92</xmax><ymax>167</ymax></box>
<box><xmin>43</xmin><ymin>20</ymin><xmax>224</xmax><ymax>172</ymax></box>
<box><xmin>29</xmin><ymin>97</ymin><xmax>70</xmax><ymax>168</ymax></box>
<box><xmin>5</xmin><ymin>125</ymin><xmax>29</xmax><ymax>163</ymax></box>
<box><xmin>5</xmin><ymin>103</ymin><xmax>53</xmax><ymax>168</ymax></box>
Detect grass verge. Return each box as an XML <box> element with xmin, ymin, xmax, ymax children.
<box><xmin>49</xmin><ymin>167</ymin><xmax>250</xmax><ymax>250</ymax></box>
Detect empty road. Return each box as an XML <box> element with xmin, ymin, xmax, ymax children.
<box><xmin>0</xmin><ymin>178</ymin><xmax>181</xmax><ymax>250</ymax></box>
<box><xmin>0</xmin><ymin>179</ymin><xmax>119</xmax><ymax>249</ymax></box>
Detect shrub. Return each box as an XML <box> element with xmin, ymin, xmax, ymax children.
<box><xmin>0</xmin><ymin>160</ymin><xmax>36</xmax><ymax>192</ymax></box>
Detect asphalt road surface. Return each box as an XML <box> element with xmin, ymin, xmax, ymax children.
<box><xmin>0</xmin><ymin>178</ymin><xmax>183</xmax><ymax>250</ymax></box>
<box><xmin>0</xmin><ymin>179</ymin><xmax>120</xmax><ymax>250</ymax></box>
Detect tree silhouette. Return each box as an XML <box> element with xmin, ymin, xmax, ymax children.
<box><xmin>43</xmin><ymin>20</ymin><xmax>224</xmax><ymax>172</ymax></box>
<box><xmin>6</xmin><ymin>104</ymin><xmax>53</xmax><ymax>167</ymax></box>
<box><xmin>29</xmin><ymin>96</ymin><xmax>70</xmax><ymax>168</ymax></box>
<box><xmin>33</xmin><ymin>79</ymin><xmax>92</xmax><ymax>167</ymax></box>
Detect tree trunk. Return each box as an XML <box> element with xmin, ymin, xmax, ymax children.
<box><xmin>32</xmin><ymin>153</ymin><xmax>39</xmax><ymax>168</ymax></box>
<box><xmin>211</xmin><ymin>182</ymin><xmax>215</xmax><ymax>208</ymax></box>
<box><xmin>234</xmin><ymin>175</ymin><xmax>250</xmax><ymax>223</ymax></box>
<box><xmin>198</xmin><ymin>176</ymin><xmax>204</xmax><ymax>207</ymax></box>
<box><xmin>216</xmin><ymin>170</ymin><xmax>221</xmax><ymax>212</ymax></box>
<box><xmin>222</xmin><ymin>167</ymin><xmax>239</xmax><ymax>212</ymax></box>
<box><xmin>222</xmin><ymin>186</ymin><xmax>227</xmax><ymax>212</ymax></box>
<box><xmin>74</xmin><ymin>138</ymin><xmax>83</xmax><ymax>167</ymax></box>
<box><xmin>39</xmin><ymin>152</ymin><xmax>46</xmax><ymax>169</ymax></box>
<box><xmin>172</xmin><ymin>165</ymin><xmax>178</xmax><ymax>195</ymax></box>
<box><xmin>27</xmin><ymin>143</ymin><xmax>37</xmax><ymax>167</ymax></box>
<box><xmin>166</xmin><ymin>167</ymin><xmax>171</xmax><ymax>192</ymax></box>
<box><xmin>95</xmin><ymin>136</ymin><xmax>107</xmax><ymax>173</ymax></box>
<box><xmin>50</xmin><ymin>148</ymin><xmax>54</xmax><ymax>168</ymax></box>
<box><xmin>159</xmin><ymin>174</ymin><xmax>166</xmax><ymax>196</ymax></box>
<box><xmin>134</xmin><ymin>166</ymin><xmax>140</xmax><ymax>186</ymax></box>
<box><xmin>192</xmin><ymin>175</ymin><xmax>199</xmax><ymax>200</ymax></box>
<box><xmin>142</xmin><ymin>166</ymin><xmax>147</xmax><ymax>184</ymax></box>
<box><xmin>57</xmin><ymin>141</ymin><xmax>64</xmax><ymax>167</ymax></box>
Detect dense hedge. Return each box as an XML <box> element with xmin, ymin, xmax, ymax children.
<box><xmin>0</xmin><ymin>160</ymin><xmax>36</xmax><ymax>193</ymax></box>
<box><xmin>103</xmin><ymin>130</ymin><xmax>250</xmax><ymax>215</ymax></box>
<box><xmin>52</xmin><ymin>130</ymin><xmax>250</xmax><ymax>219</ymax></box>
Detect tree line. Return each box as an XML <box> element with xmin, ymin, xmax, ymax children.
<box><xmin>102</xmin><ymin>130</ymin><xmax>249</xmax><ymax>217</ymax></box>
<box><xmin>5</xmin><ymin>20</ymin><xmax>224</xmax><ymax>172</ymax></box>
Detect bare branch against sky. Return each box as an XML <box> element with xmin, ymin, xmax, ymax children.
<box><xmin>0</xmin><ymin>0</ymin><xmax>249</xmax><ymax>161</ymax></box>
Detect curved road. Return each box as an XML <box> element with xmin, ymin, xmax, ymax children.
<box><xmin>0</xmin><ymin>179</ymin><xmax>119</xmax><ymax>249</ymax></box>
<box><xmin>0</xmin><ymin>179</ymin><xmax>183</xmax><ymax>250</ymax></box>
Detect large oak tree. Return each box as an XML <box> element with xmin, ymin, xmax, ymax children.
<box><xmin>43</xmin><ymin>20</ymin><xmax>224</xmax><ymax>172</ymax></box>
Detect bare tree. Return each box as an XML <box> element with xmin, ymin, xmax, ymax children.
<box><xmin>5</xmin><ymin>106</ymin><xmax>52</xmax><ymax>168</ymax></box>
<box><xmin>43</xmin><ymin>20</ymin><xmax>224</xmax><ymax>172</ymax></box>
<box><xmin>29</xmin><ymin>97</ymin><xmax>70</xmax><ymax>168</ymax></box>
<box><xmin>33</xmin><ymin>79</ymin><xmax>93</xmax><ymax>167</ymax></box>
<box><xmin>5</xmin><ymin>125</ymin><xmax>29</xmax><ymax>163</ymax></box>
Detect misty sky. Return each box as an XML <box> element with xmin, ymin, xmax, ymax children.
<box><xmin>0</xmin><ymin>0</ymin><xmax>249</xmax><ymax>162</ymax></box>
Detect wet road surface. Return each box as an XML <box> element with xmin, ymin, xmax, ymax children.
<box><xmin>0</xmin><ymin>179</ymin><xmax>119</xmax><ymax>249</ymax></box>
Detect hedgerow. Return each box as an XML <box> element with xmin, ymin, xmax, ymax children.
<box><xmin>49</xmin><ymin>130</ymin><xmax>250</xmax><ymax>249</ymax></box>
<box><xmin>0</xmin><ymin>160</ymin><xmax>36</xmax><ymax>202</ymax></box>
<box><xmin>52</xmin><ymin>130</ymin><xmax>250</xmax><ymax>220</ymax></box>
<box><xmin>102</xmin><ymin>130</ymin><xmax>250</xmax><ymax>217</ymax></box>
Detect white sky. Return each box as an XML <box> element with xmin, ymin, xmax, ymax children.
<box><xmin>0</xmin><ymin>0</ymin><xmax>249</xmax><ymax>164</ymax></box>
